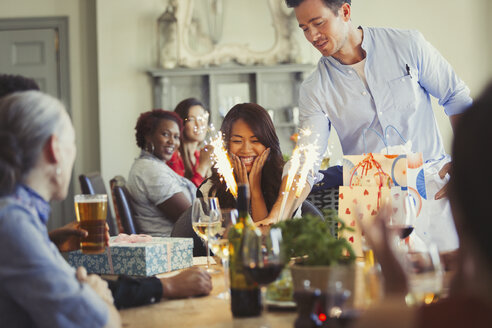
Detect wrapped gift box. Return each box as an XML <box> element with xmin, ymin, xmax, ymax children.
<box><xmin>67</xmin><ymin>237</ymin><xmax>193</xmax><ymax>276</ymax></box>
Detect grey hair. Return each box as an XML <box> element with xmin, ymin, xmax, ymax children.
<box><xmin>0</xmin><ymin>91</ymin><xmax>66</xmax><ymax>196</ymax></box>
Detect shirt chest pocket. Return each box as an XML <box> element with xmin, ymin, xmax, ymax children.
<box><xmin>387</xmin><ymin>74</ymin><xmax>421</xmax><ymax>110</ymax></box>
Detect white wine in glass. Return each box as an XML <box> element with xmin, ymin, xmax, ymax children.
<box><xmin>191</xmin><ymin>197</ymin><xmax>221</xmax><ymax>272</ymax></box>
<box><xmin>208</xmin><ymin>209</ymin><xmax>237</xmax><ymax>300</ymax></box>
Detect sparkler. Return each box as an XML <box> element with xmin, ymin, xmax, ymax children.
<box><xmin>277</xmin><ymin>146</ymin><xmax>301</xmax><ymax>222</ymax></box>
<box><xmin>277</xmin><ymin>128</ymin><xmax>319</xmax><ymax>221</ymax></box>
<box><xmin>295</xmin><ymin>143</ymin><xmax>319</xmax><ymax>197</ymax></box>
<box><xmin>209</xmin><ymin>131</ymin><xmax>237</xmax><ymax>198</ymax></box>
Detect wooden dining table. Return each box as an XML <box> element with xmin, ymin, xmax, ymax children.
<box><xmin>119</xmin><ymin>254</ymin><xmax>456</xmax><ymax>328</ymax></box>
<box><xmin>119</xmin><ymin>262</ymin><xmax>298</xmax><ymax>328</ymax></box>
<box><xmin>119</xmin><ymin>258</ymin><xmax>370</xmax><ymax>328</ymax></box>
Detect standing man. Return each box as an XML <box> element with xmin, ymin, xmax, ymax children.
<box><xmin>262</xmin><ymin>0</ymin><xmax>471</xmax><ymax>251</ymax></box>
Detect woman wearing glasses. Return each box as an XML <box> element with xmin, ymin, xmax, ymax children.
<box><xmin>170</xmin><ymin>98</ymin><xmax>213</xmax><ymax>187</ymax></box>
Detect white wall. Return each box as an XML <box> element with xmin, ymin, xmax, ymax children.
<box><xmin>96</xmin><ymin>0</ymin><xmax>164</xmax><ymax>184</ymax></box>
<box><xmin>0</xmin><ymin>0</ymin><xmax>100</xmax><ymax>191</ymax></box>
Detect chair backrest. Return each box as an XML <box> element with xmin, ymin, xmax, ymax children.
<box><xmin>110</xmin><ymin>176</ymin><xmax>137</xmax><ymax>235</ymax></box>
<box><xmin>307</xmin><ymin>186</ymin><xmax>339</xmax><ymax>212</ymax></box>
<box><xmin>171</xmin><ymin>206</ymin><xmax>207</xmax><ymax>256</ymax></box>
<box><xmin>78</xmin><ymin>172</ymin><xmax>118</xmax><ymax>236</ymax></box>
<box><xmin>302</xmin><ymin>198</ymin><xmax>338</xmax><ymax>237</ymax></box>
<box><xmin>301</xmin><ymin>199</ymin><xmax>325</xmax><ymax>221</ymax></box>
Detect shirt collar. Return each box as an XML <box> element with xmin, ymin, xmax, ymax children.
<box><xmin>325</xmin><ymin>25</ymin><xmax>369</xmax><ymax>68</ymax></box>
<box><xmin>139</xmin><ymin>149</ymin><xmax>158</xmax><ymax>161</ymax></box>
<box><xmin>17</xmin><ymin>184</ymin><xmax>51</xmax><ymax>225</ymax></box>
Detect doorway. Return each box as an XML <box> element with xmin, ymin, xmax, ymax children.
<box><xmin>0</xmin><ymin>17</ymin><xmax>72</xmax><ymax>231</ymax></box>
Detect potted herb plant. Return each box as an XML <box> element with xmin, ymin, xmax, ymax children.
<box><xmin>272</xmin><ymin>210</ymin><xmax>356</xmax><ymax>298</ymax></box>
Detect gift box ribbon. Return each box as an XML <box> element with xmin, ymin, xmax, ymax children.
<box><xmin>107</xmin><ymin>233</ymin><xmax>157</xmax><ymax>274</ymax></box>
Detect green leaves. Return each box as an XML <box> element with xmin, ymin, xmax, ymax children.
<box><xmin>273</xmin><ymin>209</ymin><xmax>355</xmax><ymax>266</ymax></box>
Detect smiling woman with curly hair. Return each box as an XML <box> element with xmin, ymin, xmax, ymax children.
<box><xmin>127</xmin><ymin>109</ymin><xmax>196</xmax><ymax>237</ymax></box>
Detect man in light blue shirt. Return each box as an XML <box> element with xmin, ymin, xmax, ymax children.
<box><xmin>263</xmin><ymin>0</ymin><xmax>471</xmax><ymax>251</ymax></box>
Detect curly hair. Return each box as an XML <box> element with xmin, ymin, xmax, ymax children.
<box><xmin>134</xmin><ymin>109</ymin><xmax>183</xmax><ymax>149</ymax></box>
<box><xmin>285</xmin><ymin>0</ymin><xmax>350</xmax><ymax>13</ymax></box>
<box><xmin>208</xmin><ymin>103</ymin><xmax>284</xmax><ymax>211</ymax></box>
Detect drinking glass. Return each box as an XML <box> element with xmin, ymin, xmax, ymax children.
<box><xmin>387</xmin><ymin>192</ymin><xmax>417</xmax><ymax>251</ymax></box>
<box><xmin>242</xmin><ymin>227</ymin><xmax>285</xmax><ymax>312</ymax></box>
<box><xmin>74</xmin><ymin>194</ymin><xmax>107</xmax><ymax>254</ymax></box>
<box><xmin>208</xmin><ymin>208</ymin><xmax>237</xmax><ymax>299</ymax></box>
<box><xmin>191</xmin><ymin>197</ymin><xmax>221</xmax><ymax>273</ymax></box>
<box><xmin>404</xmin><ymin>243</ymin><xmax>443</xmax><ymax>306</ymax></box>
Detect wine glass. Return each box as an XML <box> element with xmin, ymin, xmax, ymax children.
<box><xmin>208</xmin><ymin>208</ymin><xmax>238</xmax><ymax>299</ymax></box>
<box><xmin>387</xmin><ymin>192</ymin><xmax>417</xmax><ymax>249</ymax></box>
<box><xmin>191</xmin><ymin>197</ymin><xmax>221</xmax><ymax>273</ymax></box>
<box><xmin>404</xmin><ymin>243</ymin><xmax>443</xmax><ymax>306</ymax></box>
<box><xmin>242</xmin><ymin>227</ymin><xmax>285</xmax><ymax>312</ymax></box>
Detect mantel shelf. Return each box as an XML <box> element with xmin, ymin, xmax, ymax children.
<box><xmin>148</xmin><ymin>63</ymin><xmax>314</xmax><ymax>77</ymax></box>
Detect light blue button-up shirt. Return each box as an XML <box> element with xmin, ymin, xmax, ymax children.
<box><xmin>295</xmin><ymin>26</ymin><xmax>472</xmax><ymax>186</ymax></box>
<box><xmin>0</xmin><ymin>186</ymin><xmax>108</xmax><ymax>328</ymax></box>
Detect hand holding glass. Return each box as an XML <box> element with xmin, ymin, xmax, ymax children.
<box><xmin>405</xmin><ymin>243</ymin><xmax>443</xmax><ymax>306</ymax></box>
<box><xmin>74</xmin><ymin>194</ymin><xmax>107</xmax><ymax>254</ymax></box>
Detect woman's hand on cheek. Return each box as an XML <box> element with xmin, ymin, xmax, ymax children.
<box><xmin>248</xmin><ymin>148</ymin><xmax>270</xmax><ymax>191</ymax></box>
<box><xmin>231</xmin><ymin>153</ymin><xmax>248</xmax><ymax>186</ymax></box>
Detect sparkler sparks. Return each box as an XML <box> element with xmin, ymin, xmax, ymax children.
<box><xmin>209</xmin><ymin>131</ymin><xmax>237</xmax><ymax>198</ymax></box>
<box><xmin>277</xmin><ymin>128</ymin><xmax>320</xmax><ymax>221</ymax></box>
<box><xmin>295</xmin><ymin>143</ymin><xmax>319</xmax><ymax>197</ymax></box>
<box><xmin>277</xmin><ymin>146</ymin><xmax>301</xmax><ymax>221</ymax></box>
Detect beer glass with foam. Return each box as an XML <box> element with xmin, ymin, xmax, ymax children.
<box><xmin>74</xmin><ymin>194</ymin><xmax>108</xmax><ymax>254</ymax></box>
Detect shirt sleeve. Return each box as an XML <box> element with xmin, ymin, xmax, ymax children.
<box><xmin>0</xmin><ymin>207</ymin><xmax>108</xmax><ymax>328</ymax></box>
<box><xmin>284</xmin><ymin>78</ymin><xmax>331</xmax><ymax>188</ymax></box>
<box><xmin>107</xmin><ymin>276</ymin><xmax>163</xmax><ymax>309</ymax></box>
<box><xmin>413</xmin><ymin>30</ymin><xmax>472</xmax><ymax>116</ymax></box>
<box><xmin>138</xmin><ymin>160</ymin><xmax>185</xmax><ymax>206</ymax></box>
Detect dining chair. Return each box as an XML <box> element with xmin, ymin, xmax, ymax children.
<box><xmin>171</xmin><ymin>206</ymin><xmax>207</xmax><ymax>256</ymax></box>
<box><xmin>301</xmin><ymin>199</ymin><xmax>325</xmax><ymax>221</ymax></box>
<box><xmin>78</xmin><ymin>172</ymin><xmax>118</xmax><ymax>236</ymax></box>
<box><xmin>110</xmin><ymin>175</ymin><xmax>137</xmax><ymax>235</ymax></box>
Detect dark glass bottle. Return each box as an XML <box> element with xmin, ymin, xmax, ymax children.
<box><xmin>229</xmin><ymin>184</ymin><xmax>261</xmax><ymax>317</ymax></box>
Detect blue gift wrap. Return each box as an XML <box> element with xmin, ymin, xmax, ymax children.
<box><xmin>67</xmin><ymin>237</ymin><xmax>193</xmax><ymax>276</ymax></box>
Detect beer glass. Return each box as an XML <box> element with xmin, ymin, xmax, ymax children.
<box><xmin>74</xmin><ymin>194</ymin><xmax>108</xmax><ymax>254</ymax></box>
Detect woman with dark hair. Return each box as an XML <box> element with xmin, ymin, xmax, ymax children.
<box><xmin>170</xmin><ymin>98</ymin><xmax>213</xmax><ymax>187</ymax></box>
<box><xmin>127</xmin><ymin>109</ymin><xmax>196</xmax><ymax>236</ymax></box>
<box><xmin>198</xmin><ymin>103</ymin><xmax>284</xmax><ymax>222</ymax></box>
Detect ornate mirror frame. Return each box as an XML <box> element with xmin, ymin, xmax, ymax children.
<box><xmin>161</xmin><ymin>0</ymin><xmax>299</xmax><ymax>68</ymax></box>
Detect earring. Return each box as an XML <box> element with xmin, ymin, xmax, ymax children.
<box><xmin>55</xmin><ymin>167</ymin><xmax>61</xmax><ymax>176</ymax></box>
<box><xmin>147</xmin><ymin>143</ymin><xmax>155</xmax><ymax>154</ymax></box>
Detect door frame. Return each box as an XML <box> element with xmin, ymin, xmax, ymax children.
<box><xmin>0</xmin><ymin>16</ymin><xmax>71</xmax><ymax>111</ymax></box>
<box><xmin>0</xmin><ymin>16</ymin><xmax>73</xmax><ymax>229</ymax></box>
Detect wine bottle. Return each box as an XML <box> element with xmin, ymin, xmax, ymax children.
<box><xmin>229</xmin><ymin>184</ymin><xmax>261</xmax><ymax>317</ymax></box>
